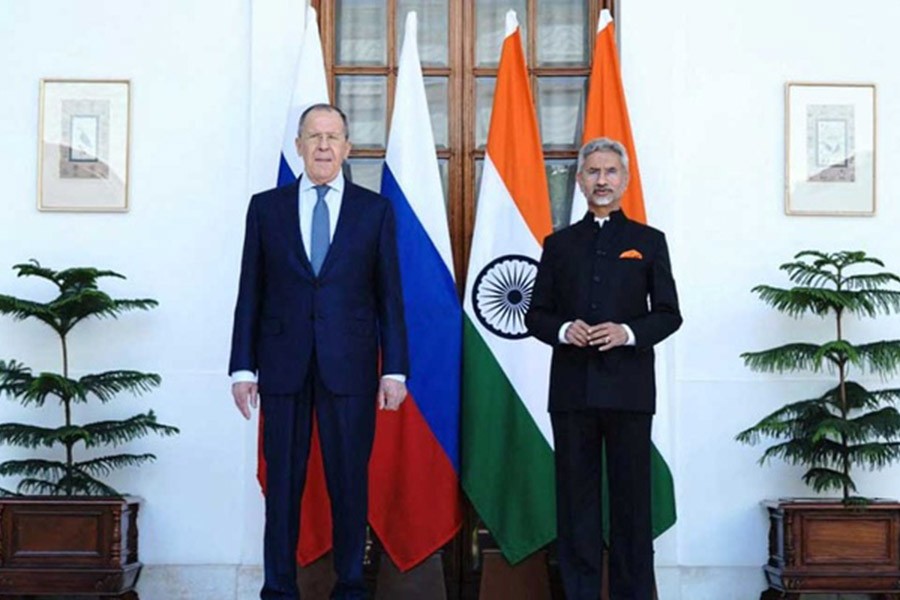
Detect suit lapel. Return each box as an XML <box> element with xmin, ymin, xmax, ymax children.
<box><xmin>278</xmin><ymin>178</ymin><xmax>315</xmax><ymax>278</ymax></box>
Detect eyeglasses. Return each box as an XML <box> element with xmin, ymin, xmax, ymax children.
<box><xmin>301</xmin><ymin>132</ymin><xmax>347</xmax><ymax>146</ymax></box>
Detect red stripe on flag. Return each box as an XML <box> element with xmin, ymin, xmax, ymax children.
<box><xmin>369</xmin><ymin>391</ymin><xmax>462</xmax><ymax>571</ymax></box>
<box><xmin>256</xmin><ymin>410</ymin><xmax>333</xmax><ymax>566</ymax></box>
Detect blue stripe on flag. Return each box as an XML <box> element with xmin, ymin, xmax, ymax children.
<box><xmin>381</xmin><ymin>166</ymin><xmax>461</xmax><ymax>471</ymax></box>
<box><xmin>278</xmin><ymin>154</ymin><xmax>296</xmax><ymax>187</ymax></box>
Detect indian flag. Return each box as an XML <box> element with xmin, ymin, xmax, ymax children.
<box><xmin>570</xmin><ymin>9</ymin><xmax>677</xmax><ymax>539</ymax></box>
<box><xmin>461</xmin><ymin>10</ymin><xmax>556</xmax><ymax>564</ymax></box>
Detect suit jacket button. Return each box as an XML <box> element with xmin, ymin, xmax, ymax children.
<box><xmin>591</xmin><ymin>303</ymin><xmax>598</xmax><ymax>310</ymax></box>
<box><xmin>593</xmin><ymin>275</ymin><xmax>601</xmax><ymax>282</ymax></box>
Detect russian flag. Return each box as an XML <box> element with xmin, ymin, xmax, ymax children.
<box><xmin>371</xmin><ymin>11</ymin><xmax>463</xmax><ymax>571</ymax></box>
<box><xmin>257</xmin><ymin>4</ymin><xmax>334</xmax><ymax>567</ymax></box>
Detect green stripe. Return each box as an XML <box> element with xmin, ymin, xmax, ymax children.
<box><xmin>461</xmin><ymin>316</ymin><xmax>556</xmax><ymax>564</ymax></box>
<box><xmin>650</xmin><ymin>445</ymin><xmax>677</xmax><ymax>537</ymax></box>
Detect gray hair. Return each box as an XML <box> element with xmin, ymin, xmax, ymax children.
<box><xmin>297</xmin><ymin>103</ymin><xmax>349</xmax><ymax>138</ymax></box>
<box><xmin>577</xmin><ymin>137</ymin><xmax>630</xmax><ymax>174</ymax></box>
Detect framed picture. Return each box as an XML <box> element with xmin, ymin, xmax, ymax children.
<box><xmin>38</xmin><ymin>79</ymin><xmax>131</xmax><ymax>212</ymax></box>
<box><xmin>785</xmin><ymin>82</ymin><xmax>876</xmax><ymax>216</ymax></box>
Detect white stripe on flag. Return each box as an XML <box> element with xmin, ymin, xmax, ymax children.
<box><xmin>281</xmin><ymin>5</ymin><xmax>329</xmax><ymax>179</ymax></box>
<box><xmin>385</xmin><ymin>11</ymin><xmax>454</xmax><ymax>278</ymax></box>
<box><xmin>463</xmin><ymin>156</ymin><xmax>554</xmax><ymax>448</ymax></box>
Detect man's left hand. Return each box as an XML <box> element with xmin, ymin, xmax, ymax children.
<box><xmin>377</xmin><ymin>378</ymin><xmax>408</xmax><ymax>411</ymax></box>
<box><xmin>588</xmin><ymin>322</ymin><xmax>628</xmax><ymax>351</ymax></box>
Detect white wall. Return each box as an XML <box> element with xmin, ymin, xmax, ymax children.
<box><xmin>0</xmin><ymin>0</ymin><xmax>254</xmax><ymax>568</ymax></box>
<box><xmin>620</xmin><ymin>0</ymin><xmax>900</xmax><ymax>596</ymax></box>
<box><xmin>2</xmin><ymin>0</ymin><xmax>900</xmax><ymax>598</ymax></box>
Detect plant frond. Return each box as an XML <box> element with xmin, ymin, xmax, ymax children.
<box><xmin>0</xmin><ymin>295</ymin><xmax>61</xmax><ymax>332</ymax></box>
<box><xmin>12</xmin><ymin>260</ymin><xmax>61</xmax><ymax>283</ymax></box>
<box><xmin>843</xmin><ymin>290</ymin><xmax>900</xmax><ymax>318</ymax></box>
<box><xmin>12</xmin><ymin>261</ymin><xmax>126</xmax><ymax>292</ymax></box>
<box><xmin>50</xmin><ymin>290</ymin><xmax>159</xmax><ymax>335</ymax></box>
<box><xmin>80</xmin><ymin>370</ymin><xmax>161</xmax><ymax>401</ymax></box>
<box><xmin>17</xmin><ymin>372</ymin><xmax>83</xmax><ymax>406</ymax></box>
<box><xmin>780</xmin><ymin>259</ymin><xmax>838</xmax><ymax>288</ymax></box>
<box><xmin>845</xmin><ymin>442</ymin><xmax>900</xmax><ymax>469</ymax></box>
<box><xmin>832</xmin><ymin>382</ymin><xmax>899</xmax><ymax>412</ymax></box>
<box><xmin>741</xmin><ymin>343</ymin><xmax>824</xmax><ymax>373</ymax></box>
<box><xmin>56</xmin><ymin>471</ymin><xmax>121</xmax><ymax>496</ymax></box>
<box><xmin>758</xmin><ymin>438</ymin><xmax>846</xmax><ymax>467</ymax></box>
<box><xmin>16</xmin><ymin>478</ymin><xmax>65</xmax><ymax>495</ymax></box>
<box><xmin>55</xmin><ymin>266</ymin><xmax>125</xmax><ymax>292</ymax></box>
<box><xmin>83</xmin><ymin>413</ymin><xmax>179</xmax><ymax>448</ymax></box>
<box><xmin>750</xmin><ymin>285</ymin><xmax>832</xmax><ymax>317</ymax></box>
<box><xmin>736</xmin><ymin>398</ymin><xmax>835</xmax><ymax>445</ymax></box>
<box><xmin>802</xmin><ymin>467</ymin><xmax>855</xmax><ymax>494</ymax></box>
<box><xmin>847</xmin><ymin>408</ymin><xmax>900</xmax><ymax>441</ymax></box>
<box><xmin>0</xmin><ymin>486</ymin><xmax>19</xmax><ymax>497</ymax></box>
<box><xmin>0</xmin><ymin>459</ymin><xmax>67</xmax><ymax>479</ymax></box>
<box><xmin>75</xmin><ymin>453</ymin><xmax>156</xmax><ymax>477</ymax></box>
<box><xmin>0</xmin><ymin>360</ymin><xmax>35</xmax><ymax>399</ymax></box>
<box><xmin>855</xmin><ymin>341</ymin><xmax>900</xmax><ymax>378</ymax></box>
<box><xmin>845</xmin><ymin>272</ymin><xmax>900</xmax><ymax>290</ymax></box>
<box><xmin>0</xmin><ymin>423</ymin><xmax>90</xmax><ymax>448</ymax></box>
<box><xmin>814</xmin><ymin>339</ymin><xmax>859</xmax><ymax>367</ymax></box>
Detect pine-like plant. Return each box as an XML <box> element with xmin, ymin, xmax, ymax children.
<box><xmin>736</xmin><ymin>250</ymin><xmax>900</xmax><ymax>502</ymax></box>
<box><xmin>0</xmin><ymin>261</ymin><xmax>178</xmax><ymax>497</ymax></box>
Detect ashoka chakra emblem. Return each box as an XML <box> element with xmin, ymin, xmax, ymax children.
<box><xmin>472</xmin><ymin>254</ymin><xmax>539</xmax><ymax>340</ymax></box>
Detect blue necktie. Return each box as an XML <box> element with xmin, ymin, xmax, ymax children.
<box><xmin>310</xmin><ymin>185</ymin><xmax>330</xmax><ymax>275</ymax></box>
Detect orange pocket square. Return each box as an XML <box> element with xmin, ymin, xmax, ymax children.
<box><xmin>619</xmin><ymin>249</ymin><xmax>643</xmax><ymax>259</ymax></box>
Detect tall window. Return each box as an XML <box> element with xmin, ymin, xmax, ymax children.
<box><xmin>314</xmin><ymin>0</ymin><xmax>616</xmax><ymax>283</ymax></box>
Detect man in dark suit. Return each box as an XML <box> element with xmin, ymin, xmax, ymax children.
<box><xmin>525</xmin><ymin>137</ymin><xmax>681</xmax><ymax>599</ymax></box>
<box><xmin>229</xmin><ymin>104</ymin><xmax>409</xmax><ymax>600</ymax></box>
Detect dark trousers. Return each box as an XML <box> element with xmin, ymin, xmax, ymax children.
<box><xmin>260</xmin><ymin>365</ymin><xmax>376</xmax><ymax>600</ymax></box>
<box><xmin>551</xmin><ymin>409</ymin><xmax>653</xmax><ymax>600</ymax></box>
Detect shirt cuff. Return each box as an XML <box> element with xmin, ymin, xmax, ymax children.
<box><xmin>382</xmin><ymin>373</ymin><xmax>407</xmax><ymax>383</ymax></box>
<box><xmin>231</xmin><ymin>370</ymin><xmax>257</xmax><ymax>384</ymax></box>
<box><xmin>622</xmin><ymin>324</ymin><xmax>636</xmax><ymax>346</ymax></box>
<box><xmin>558</xmin><ymin>322</ymin><xmax>572</xmax><ymax>344</ymax></box>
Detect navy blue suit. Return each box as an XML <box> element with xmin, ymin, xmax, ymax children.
<box><xmin>230</xmin><ymin>177</ymin><xmax>408</xmax><ymax>600</ymax></box>
<box><xmin>526</xmin><ymin>210</ymin><xmax>681</xmax><ymax>600</ymax></box>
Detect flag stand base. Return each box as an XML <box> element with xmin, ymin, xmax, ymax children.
<box><xmin>296</xmin><ymin>551</ymin><xmax>447</xmax><ymax>599</ymax></box>
<box><xmin>297</xmin><ymin>553</ymin><xmax>336</xmax><ymax>599</ymax></box>
<box><xmin>375</xmin><ymin>552</ymin><xmax>447</xmax><ymax>599</ymax></box>
<box><xmin>478</xmin><ymin>550</ymin><xmax>552</xmax><ymax>600</ymax></box>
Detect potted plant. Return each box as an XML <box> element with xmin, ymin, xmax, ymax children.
<box><xmin>0</xmin><ymin>260</ymin><xmax>178</xmax><ymax>599</ymax></box>
<box><xmin>736</xmin><ymin>250</ymin><xmax>900</xmax><ymax>598</ymax></box>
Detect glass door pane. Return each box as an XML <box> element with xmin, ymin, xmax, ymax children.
<box><xmin>336</xmin><ymin>76</ymin><xmax>388</xmax><ymax>148</ymax></box>
<box><xmin>336</xmin><ymin>0</ymin><xmax>387</xmax><ymax>65</ymax></box>
<box><xmin>424</xmin><ymin>77</ymin><xmax>450</xmax><ymax>148</ymax></box>
<box><xmin>546</xmin><ymin>159</ymin><xmax>578</xmax><ymax>231</ymax></box>
<box><xmin>475</xmin><ymin>0</ymin><xmax>527</xmax><ymax>67</ymax></box>
<box><xmin>475</xmin><ymin>77</ymin><xmax>496</xmax><ymax>149</ymax></box>
<box><xmin>536</xmin><ymin>0</ymin><xmax>591</xmax><ymax>66</ymax></box>
<box><xmin>536</xmin><ymin>77</ymin><xmax>587</xmax><ymax>148</ymax></box>
<box><xmin>396</xmin><ymin>0</ymin><xmax>449</xmax><ymax>66</ymax></box>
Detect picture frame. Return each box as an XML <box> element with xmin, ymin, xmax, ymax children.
<box><xmin>38</xmin><ymin>79</ymin><xmax>131</xmax><ymax>212</ymax></box>
<box><xmin>785</xmin><ymin>82</ymin><xmax>876</xmax><ymax>216</ymax></box>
